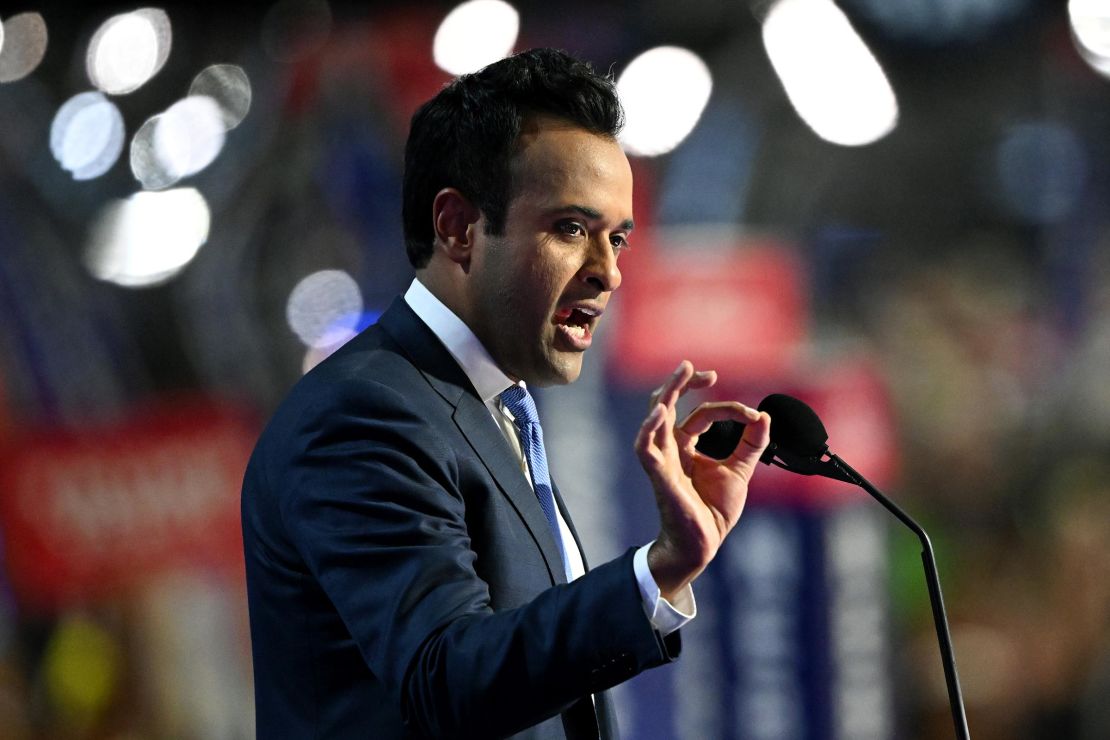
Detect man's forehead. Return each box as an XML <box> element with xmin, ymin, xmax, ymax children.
<box><xmin>509</xmin><ymin>121</ymin><xmax>632</xmax><ymax>206</ymax></box>
<box><xmin>513</xmin><ymin>113</ymin><xmax>625</xmax><ymax>164</ymax></box>
<box><xmin>511</xmin><ymin>173</ymin><xmax>635</xmax><ymax>227</ymax></box>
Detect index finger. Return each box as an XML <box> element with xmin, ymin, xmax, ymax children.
<box><xmin>653</xmin><ymin>361</ymin><xmax>716</xmax><ymax>411</ymax></box>
<box><xmin>678</xmin><ymin>401</ymin><xmax>760</xmax><ymax>438</ymax></box>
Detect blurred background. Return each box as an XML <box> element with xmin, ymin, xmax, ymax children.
<box><xmin>0</xmin><ymin>0</ymin><xmax>1108</xmax><ymax>738</ymax></box>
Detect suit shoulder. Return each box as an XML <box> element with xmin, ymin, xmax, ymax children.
<box><xmin>243</xmin><ymin>328</ymin><xmax>461</xmax><ymax>505</ymax></box>
<box><xmin>288</xmin><ymin>328</ymin><xmax>434</xmax><ymax>414</ymax></box>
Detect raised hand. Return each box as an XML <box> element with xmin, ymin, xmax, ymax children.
<box><xmin>633</xmin><ymin>361</ymin><xmax>771</xmax><ymax>601</ymax></box>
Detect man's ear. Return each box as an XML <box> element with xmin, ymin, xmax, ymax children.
<box><xmin>432</xmin><ymin>188</ymin><xmax>482</xmax><ymax>267</ymax></box>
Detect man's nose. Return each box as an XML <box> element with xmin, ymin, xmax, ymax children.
<box><xmin>580</xmin><ymin>237</ymin><xmax>622</xmax><ymax>293</ymax></box>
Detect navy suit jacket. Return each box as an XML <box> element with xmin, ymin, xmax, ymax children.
<box><xmin>242</xmin><ymin>297</ymin><xmax>680</xmax><ymax>739</ymax></box>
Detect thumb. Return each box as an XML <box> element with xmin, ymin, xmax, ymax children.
<box><xmin>726</xmin><ymin>411</ymin><xmax>771</xmax><ymax>476</ymax></box>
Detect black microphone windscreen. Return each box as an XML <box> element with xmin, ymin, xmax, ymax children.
<box><xmin>757</xmin><ymin>393</ymin><xmax>828</xmax><ymax>457</ymax></box>
<box><xmin>693</xmin><ymin>419</ymin><xmax>744</xmax><ymax>460</ymax></box>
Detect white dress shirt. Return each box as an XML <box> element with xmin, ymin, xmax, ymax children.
<box><xmin>403</xmin><ymin>278</ymin><xmax>694</xmax><ymax>635</ymax></box>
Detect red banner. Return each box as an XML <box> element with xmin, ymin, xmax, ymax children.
<box><xmin>0</xmin><ymin>399</ymin><xmax>257</xmax><ymax>612</ymax></box>
<box><xmin>609</xmin><ymin>232</ymin><xmax>807</xmax><ymax>385</ymax></box>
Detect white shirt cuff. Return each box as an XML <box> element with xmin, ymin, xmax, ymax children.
<box><xmin>633</xmin><ymin>542</ymin><xmax>696</xmax><ymax>637</ymax></box>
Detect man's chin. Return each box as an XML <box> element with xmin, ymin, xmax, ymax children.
<box><xmin>527</xmin><ymin>353</ymin><xmax>584</xmax><ymax>387</ymax></box>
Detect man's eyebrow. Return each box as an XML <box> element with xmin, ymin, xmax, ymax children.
<box><xmin>557</xmin><ymin>204</ymin><xmax>635</xmax><ymax>231</ymax></box>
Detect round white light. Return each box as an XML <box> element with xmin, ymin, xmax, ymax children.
<box><xmin>152</xmin><ymin>95</ymin><xmax>227</xmax><ymax>180</ymax></box>
<box><xmin>130</xmin><ymin>115</ymin><xmax>177</xmax><ymax>190</ymax></box>
<box><xmin>433</xmin><ymin>0</ymin><xmax>519</xmax><ymax>76</ymax></box>
<box><xmin>85</xmin><ymin>188</ymin><xmax>211</xmax><ymax>287</ymax></box>
<box><xmin>617</xmin><ymin>47</ymin><xmax>713</xmax><ymax>157</ymax></box>
<box><xmin>286</xmin><ymin>270</ymin><xmax>364</xmax><ymax>349</ymax></box>
<box><xmin>189</xmin><ymin>64</ymin><xmax>252</xmax><ymax>130</ymax></box>
<box><xmin>762</xmin><ymin>0</ymin><xmax>898</xmax><ymax>147</ymax></box>
<box><xmin>50</xmin><ymin>91</ymin><xmax>125</xmax><ymax>180</ymax></box>
<box><xmin>1069</xmin><ymin>0</ymin><xmax>1110</xmax><ymax>79</ymax></box>
<box><xmin>0</xmin><ymin>12</ymin><xmax>49</xmax><ymax>83</ymax></box>
<box><xmin>86</xmin><ymin>8</ymin><xmax>171</xmax><ymax>95</ymax></box>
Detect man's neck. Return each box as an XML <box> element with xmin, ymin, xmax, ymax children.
<box><xmin>403</xmin><ymin>278</ymin><xmax>518</xmax><ymax>402</ymax></box>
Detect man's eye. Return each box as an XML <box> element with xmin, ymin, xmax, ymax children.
<box><xmin>611</xmin><ymin>235</ymin><xmax>631</xmax><ymax>251</ymax></box>
<box><xmin>557</xmin><ymin>221</ymin><xmax>585</xmax><ymax>237</ymax></box>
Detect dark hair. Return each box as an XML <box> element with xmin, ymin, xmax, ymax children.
<box><xmin>402</xmin><ymin>48</ymin><xmax>624</xmax><ymax>268</ymax></box>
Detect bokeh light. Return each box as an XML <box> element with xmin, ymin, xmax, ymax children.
<box><xmin>152</xmin><ymin>96</ymin><xmax>227</xmax><ymax>179</ymax></box>
<box><xmin>762</xmin><ymin>0</ymin><xmax>898</xmax><ymax>147</ymax></box>
<box><xmin>86</xmin><ymin>8</ymin><xmax>172</xmax><ymax>95</ymax></box>
<box><xmin>84</xmin><ymin>188</ymin><xmax>211</xmax><ymax>287</ymax></box>
<box><xmin>50</xmin><ymin>91</ymin><xmax>125</xmax><ymax>180</ymax></box>
<box><xmin>130</xmin><ymin>115</ymin><xmax>177</xmax><ymax>190</ymax></box>
<box><xmin>286</xmin><ymin>270</ymin><xmax>364</xmax><ymax>350</ymax></box>
<box><xmin>617</xmin><ymin>46</ymin><xmax>713</xmax><ymax>157</ymax></box>
<box><xmin>130</xmin><ymin>97</ymin><xmax>227</xmax><ymax>189</ymax></box>
<box><xmin>0</xmin><ymin>12</ymin><xmax>48</xmax><ymax>83</ymax></box>
<box><xmin>433</xmin><ymin>0</ymin><xmax>519</xmax><ymax>76</ymax></box>
<box><xmin>1069</xmin><ymin>0</ymin><xmax>1110</xmax><ymax>79</ymax></box>
<box><xmin>43</xmin><ymin>615</ymin><xmax>123</xmax><ymax>725</ymax></box>
<box><xmin>131</xmin><ymin>78</ymin><xmax>243</xmax><ymax>190</ymax></box>
<box><xmin>189</xmin><ymin>64</ymin><xmax>252</xmax><ymax>130</ymax></box>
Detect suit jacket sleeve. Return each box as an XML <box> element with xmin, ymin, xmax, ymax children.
<box><xmin>273</xmin><ymin>375</ymin><xmax>678</xmax><ymax>738</ymax></box>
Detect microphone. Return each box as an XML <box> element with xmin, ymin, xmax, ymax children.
<box><xmin>697</xmin><ymin>395</ymin><xmax>972</xmax><ymax>740</ymax></box>
<box><xmin>695</xmin><ymin>393</ymin><xmax>829</xmax><ymax>469</ymax></box>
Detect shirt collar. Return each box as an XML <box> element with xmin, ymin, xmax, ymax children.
<box><xmin>404</xmin><ymin>278</ymin><xmax>519</xmax><ymax>403</ymax></box>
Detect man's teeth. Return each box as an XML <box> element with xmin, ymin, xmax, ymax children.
<box><xmin>563</xmin><ymin>324</ymin><xmax>586</xmax><ymax>338</ymax></box>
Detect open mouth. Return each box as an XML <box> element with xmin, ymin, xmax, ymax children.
<box><xmin>552</xmin><ymin>306</ymin><xmax>601</xmax><ymax>348</ymax></box>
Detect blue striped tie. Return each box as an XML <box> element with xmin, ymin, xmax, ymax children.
<box><xmin>499</xmin><ymin>385</ymin><xmax>571</xmax><ymax>581</ymax></box>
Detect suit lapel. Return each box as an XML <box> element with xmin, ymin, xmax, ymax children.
<box><xmin>377</xmin><ymin>298</ymin><xmax>568</xmax><ymax>585</ymax></box>
<box><xmin>452</xmin><ymin>397</ymin><xmax>567</xmax><ymax>584</ymax></box>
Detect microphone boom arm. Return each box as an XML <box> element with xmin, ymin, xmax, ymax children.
<box><xmin>825</xmin><ymin>452</ymin><xmax>971</xmax><ymax>740</ymax></box>
<box><xmin>705</xmin><ymin>396</ymin><xmax>972</xmax><ymax>738</ymax></box>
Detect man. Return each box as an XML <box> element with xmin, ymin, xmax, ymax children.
<box><xmin>242</xmin><ymin>48</ymin><xmax>771</xmax><ymax>739</ymax></box>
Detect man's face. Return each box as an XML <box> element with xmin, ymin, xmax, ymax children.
<box><xmin>464</xmin><ymin>116</ymin><xmax>634</xmax><ymax>387</ymax></box>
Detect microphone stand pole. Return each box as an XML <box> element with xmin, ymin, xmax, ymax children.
<box><xmin>825</xmin><ymin>453</ymin><xmax>971</xmax><ymax>740</ymax></box>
